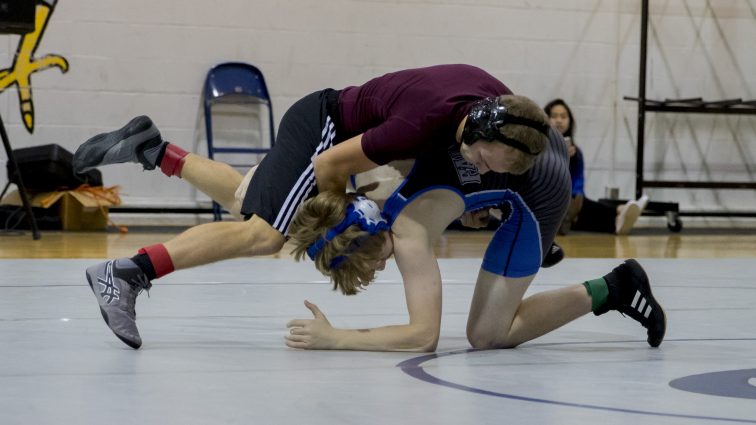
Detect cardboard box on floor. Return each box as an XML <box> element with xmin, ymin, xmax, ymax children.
<box><xmin>1</xmin><ymin>187</ymin><xmax>119</xmax><ymax>230</ymax></box>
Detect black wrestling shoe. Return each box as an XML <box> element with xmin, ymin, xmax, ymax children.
<box><xmin>73</xmin><ymin>115</ymin><xmax>166</xmax><ymax>173</ymax></box>
<box><xmin>595</xmin><ymin>259</ymin><xmax>666</xmax><ymax>347</ymax></box>
<box><xmin>541</xmin><ymin>242</ymin><xmax>564</xmax><ymax>268</ymax></box>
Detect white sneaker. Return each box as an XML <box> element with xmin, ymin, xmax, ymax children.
<box><xmin>615</xmin><ymin>194</ymin><xmax>649</xmax><ymax>235</ymax></box>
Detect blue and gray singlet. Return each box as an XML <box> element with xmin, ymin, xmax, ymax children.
<box><xmin>383</xmin><ymin>127</ymin><xmax>571</xmax><ymax>278</ymax></box>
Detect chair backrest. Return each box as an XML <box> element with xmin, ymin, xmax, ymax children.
<box><xmin>203</xmin><ymin>62</ymin><xmax>271</xmax><ymax>106</ymax></box>
<box><xmin>202</xmin><ymin>62</ymin><xmax>275</xmax><ymax>221</ymax></box>
<box><xmin>202</xmin><ymin>61</ymin><xmax>276</xmax><ymax>152</ymax></box>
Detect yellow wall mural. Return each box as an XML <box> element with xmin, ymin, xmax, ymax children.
<box><xmin>0</xmin><ymin>0</ymin><xmax>68</xmax><ymax>134</ymax></box>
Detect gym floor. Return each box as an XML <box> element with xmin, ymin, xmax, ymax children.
<box><xmin>1</xmin><ymin>228</ymin><xmax>755</xmax><ymax>424</ymax></box>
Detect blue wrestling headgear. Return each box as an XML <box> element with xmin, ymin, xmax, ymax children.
<box><xmin>461</xmin><ymin>97</ymin><xmax>549</xmax><ymax>155</ymax></box>
<box><xmin>306</xmin><ymin>196</ymin><xmax>390</xmax><ymax>269</ymax></box>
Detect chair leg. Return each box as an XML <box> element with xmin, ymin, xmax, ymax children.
<box><xmin>0</xmin><ymin>181</ymin><xmax>10</xmax><ymax>201</ymax></box>
<box><xmin>212</xmin><ymin>201</ymin><xmax>223</xmax><ymax>222</ymax></box>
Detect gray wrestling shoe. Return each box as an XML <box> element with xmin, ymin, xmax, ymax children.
<box><xmin>73</xmin><ymin>115</ymin><xmax>166</xmax><ymax>173</ymax></box>
<box><xmin>595</xmin><ymin>259</ymin><xmax>666</xmax><ymax>347</ymax></box>
<box><xmin>86</xmin><ymin>258</ymin><xmax>152</xmax><ymax>349</ymax></box>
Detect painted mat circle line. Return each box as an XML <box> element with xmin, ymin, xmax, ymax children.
<box><xmin>397</xmin><ymin>342</ymin><xmax>756</xmax><ymax>424</ymax></box>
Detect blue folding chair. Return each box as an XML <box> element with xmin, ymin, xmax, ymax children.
<box><xmin>203</xmin><ymin>62</ymin><xmax>275</xmax><ymax>221</ymax></box>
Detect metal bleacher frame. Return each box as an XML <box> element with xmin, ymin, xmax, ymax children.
<box><xmin>620</xmin><ymin>0</ymin><xmax>756</xmax><ymax>231</ymax></box>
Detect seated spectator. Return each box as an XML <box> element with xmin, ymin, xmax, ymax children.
<box><xmin>544</xmin><ymin>99</ymin><xmax>648</xmax><ymax>235</ymax></box>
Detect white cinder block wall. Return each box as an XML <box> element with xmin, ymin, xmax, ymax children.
<box><xmin>0</xmin><ymin>0</ymin><xmax>754</xmax><ymax>214</ymax></box>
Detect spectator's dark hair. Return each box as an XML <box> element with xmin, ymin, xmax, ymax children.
<box><xmin>544</xmin><ymin>98</ymin><xmax>576</xmax><ymax>140</ymax></box>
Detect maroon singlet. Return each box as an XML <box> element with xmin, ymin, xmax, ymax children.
<box><xmin>337</xmin><ymin>64</ymin><xmax>512</xmax><ymax>165</ymax></box>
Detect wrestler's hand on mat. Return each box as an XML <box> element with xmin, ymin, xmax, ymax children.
<box><xmin>460</xmin><ymin>208</ymin><xmax>490</xmax><ymax>229</ymax></box>
<box><xmin>285</xmin><ymin>300</ymin><xmax>335</xmax><ymax>349</ymax></box>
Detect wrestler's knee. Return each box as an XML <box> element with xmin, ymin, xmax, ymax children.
<box><xmin>238</xmin><ymin>215</ymin><xmax>286</xmax><ymax>256</ymax></box>
<box><xmin>466</xmin><ymin>323</ymin><xmax>518</xmax><ymax>350</ymax></box>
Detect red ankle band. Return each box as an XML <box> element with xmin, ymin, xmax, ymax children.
<box><xmin>138</xmin><ymin>244</ymin><xmax>175</xmax><ymax>278</ymax></box>
<box><xmin>160</xmin><ymin>144</ymin><xmax>189</xmax><ymax>177</ymax></box>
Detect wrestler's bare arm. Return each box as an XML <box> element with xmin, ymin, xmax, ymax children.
<box><xmin>313</xmin><ymin>134</ymin><xmax>379</xmax><ymax>194</ymax></box>
<box><xmin>286</xmin><ymin>189</ymin><xmax>464</xmax><ymax>352</ymax></box>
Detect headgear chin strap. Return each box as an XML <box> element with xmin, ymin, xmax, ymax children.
<box><xmin>306</xmin><ymin>196</ymin><xmax>390</xmax><ymax>268</ymax></box>
<box><xmin>461</xmin><ymin>97</ymin><xmax>549</xmax><ymax>155</ymax></box>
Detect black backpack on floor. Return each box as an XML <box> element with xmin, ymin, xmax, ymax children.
<box><xmin>7</xmin><ymin>144</ymin><xmax>102</xmax><ymax>193</ymax></box>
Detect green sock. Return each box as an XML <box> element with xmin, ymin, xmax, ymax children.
<box><xmin>583</xmin><ymin>278</ymin><xmax>609</xmax><ymax>312</ymax></box>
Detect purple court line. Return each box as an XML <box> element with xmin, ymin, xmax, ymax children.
<box><xmin>397</xmin><ymin>340</ymin><xmax>756</xmax><ymax>424</ymax></box>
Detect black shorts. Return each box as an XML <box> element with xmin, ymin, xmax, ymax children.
<box><xmin>240</xmin><ymin>89</ymin><xmax>341</xmax><ymax>235</ymax></box>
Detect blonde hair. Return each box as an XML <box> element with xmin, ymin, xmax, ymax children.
<box><xmin>289</xmin><ymin>191</ymin><xmax>388</xmax><ymax>295</ymax></box>
<box><xmin>496</xmin><ymin>94</ymin><xmax>550</xmax><ymax>174</ymax></box>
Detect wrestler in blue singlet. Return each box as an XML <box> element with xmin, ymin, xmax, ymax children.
<box><xmin>383</xmin><ymin>126</ymin><xmax>570</xmax><ymax>278</ymax></box>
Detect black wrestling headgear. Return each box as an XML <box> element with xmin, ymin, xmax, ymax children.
<box><xmin>461</xmin><ymin>97</ymin><xmax>549</xmax><ymax>155</ymax></box>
